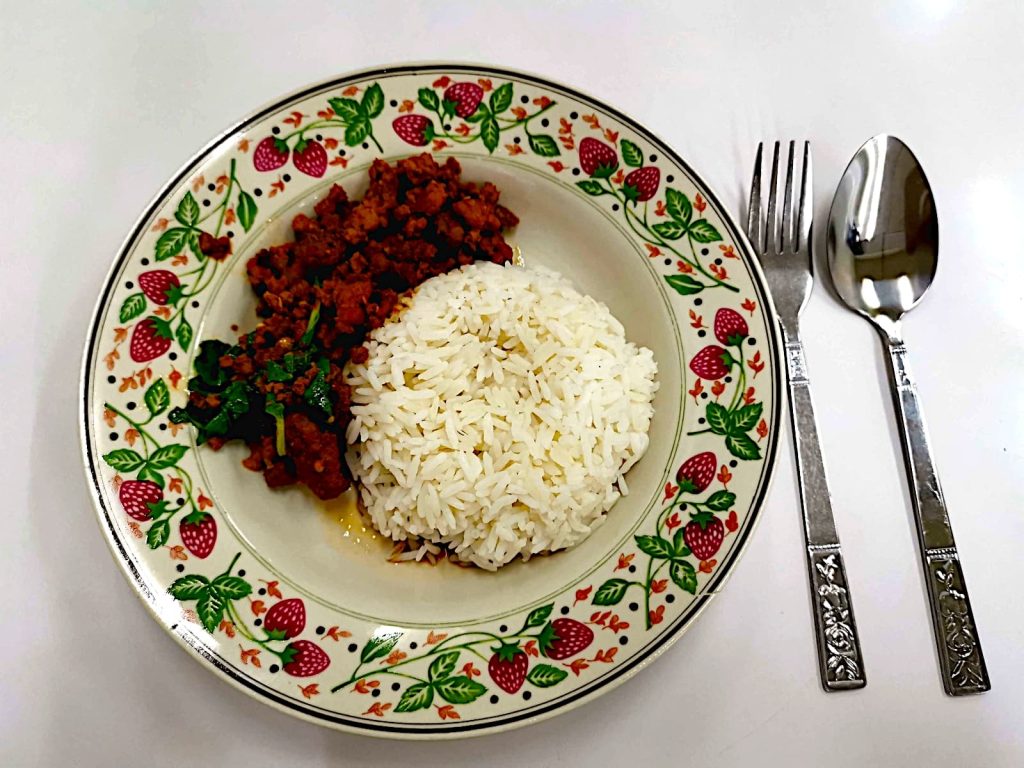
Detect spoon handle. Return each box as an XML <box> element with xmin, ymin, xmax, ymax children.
<box><xmin>884</xmin><ymin>339</ymin><xmax>990</xmax><ymax>695</ymax></box>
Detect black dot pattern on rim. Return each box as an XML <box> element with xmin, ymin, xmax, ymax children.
<box><xmin>191</xmin><ymin>301</ymin><xmax>199</xmax><ymax>308</ymax></box>
<box><xmin>107</xmin><ymin>375</ymin><xmax>116</xmax><ymax>384</ymax></box>
<box><xmin>513</xmin><ymin>137</ymin><xmax>520</xmax><ymax>144</ymax></box>
<box><xmin>664</xmin><ymin>258</ymin><xmax>672</xmax><ymax>266</ymax></box>
<box><xmin>560</xmin><ymin>605</ymin><xmax>569</xmax><ymax>615</ymax></box>
<box><xmin>254</xmin><ymin>618</ymin><xmax>262</xmax><ymax>627</ymax></box>
<box><xmin>272</xmin><ymin>127</ymin><xmax>280</xmax><ymax>135</ymax></box>
<box><xmin>649</xmin><ymin>154</ymin><xmax>658</xmax><ymax>163</ymax></box>
<box><xmin>729</xmin><ymin>460</ymin><xmax>738</xmax><ymax>468</ymax></box>
<box><xmin>694</xmin><ymin>298</ymin><xmax>703</xmax><ymax>306</ymax></box>
<box><xmin>207</xmin><ymin>183</ymin><xmax>216</xmax><ymax>191</ymax></box>
<box><xmin>619</xmin><ymin>635</ymin><xmax>629</xmax><ymax>645</ymax></box>
<box><xmin>391</xmin><ymin>682</ymin><xmax>401</xmax><ymax>691</ymax></box>
<box><xmin>169</xmin><ymin>352</ymin><xmax>178</xmax><ymax>361</ymax></box>
<box><xmin>628</xmin><ymin>565</ymin><xmax>637</xmax><ymax>574</ymax></box>
<box><xmin>498</xmin><ymin>625</ymin><xmax>508</xmax><ymax>633</ymax></box>
<box><xmin>724</xmin><ymin>376</ymin><xmax>732</xmax><ymax>383</ymax></box>
<box><xmin>520</xmin><ymin>95</ymin><xmax>529</xmax><ymax>104</ymax></box>
<box><xmin>176</xmin><ymin>564</ymin><xmax>185</xmax><ymax>572</ymax></box>
<box><xmin>316</xmin><ymin>626</ymin><xmax>325</xmax><ymax>635</ymax></box>
<box><xmin>371</xmin><ymin>689</ymin><xmax>381</xmax><ymax>698</ymax></box>
<box><xmin>680</xmin><ymin>503</ymin><xmax>688</xmax><ymax>511</ymax></box>
<box><xmin>126</xmin><ymin>402</ymin><xmax>136</xmax><ymax>410</ymax></box>
<box><xmin>202</xmin><ymin>199</ymin><xmax>211</xmax><ymax>207</ymax></box>
<box><xmin>570</xmin><ymin>111</ymin><xmax>579</xmax><ymax>119</ymax></box>
<box><xmin>282</xmin><ymin>174</ymin><xmax>291</xmax><ymax>183</ymax></box>
<box><xmin>612</xmin><ymin>204</ymin><xmax>620</xmax><ymax>211</ymax></box>
<box><xmin>227</xmin><ymin>231</ymin><xmax>234</xmax><ymax>239</ymax></box>
<box><xmin>238</xmin><ymin>570</ymin><xmax>246</xmax><ymax>577</ymax></box>
<box><xmin>666</xmin><ymin>175</ymin><xmax>674</xmax><ymax>183</ymax></box>
<box><xmin>700</xmin><ymin>392</ymin><xmax>709</xmax><ymax>400</ymax></box>
<box><xmin>701</xmin><ymin>248</ymin><xmax>710</xmax><ymax>256</ymax></box>
<box><xmin>269</xmin><ymin>664</ymin><xmax>279</xmax><ymax>673</ymax></box>
<box><xmin>362</xmin><ymin>143</ymin><xmax>370</xmax><ymax>150</ymax></box>
<box><xmin>176</xmin><ymin>498</ymin><xmax>185</xmax><ymax>506</ymax></box>
<box><xmin>541</xmin><ymin>118</ymin><xmax>549</xmax><ymax>127</ymax></box>
<box><xmin>125</xmin><ymin>281</ymin><xmax>134</xmax><ymax>289</ymax></box>
<box><xmin>159</xmin><ymin>424</ymin><xmax>166</xmax><ymax>431</ymax></box>
<box><xmin>666</xmin><ymin>594</ymin><xmax>676</xmax><ymax>604</ymax></box>
<box><xmin>522</xmin><ymin>691</ymin><xmax>532</xmax><ymax>701</ymax></box>
<box><xmin>698</xmin><ymin>418</ymin><xmax>706</xmax><ymax>424</ymax></box>
<box><xmin>348</xmin><ymin>643</ymin><xmax>358</xmax><ymax>653</ymax></box>
<box><xmin>409</xmin><ymin>642</ymin><xmax>418</xmax><ymax>650</ymax></box>
<box><xmin>443</xmin><ymin>125</ymin><xmax>451</xmax><ymax>132</ymax></box>
<box><xmin>389</xmin><ymin>99</ymin><xmax>398</xmax><ymax>107</ymax></box>
<box><xmin>490</xmin><ymin>694</ymin><xmax>500</xmax><ymax>704</ymax></box>
<box><xmin>141</xmin><ymin>258</ymin><xmax>149</xmax><ymax>265</ymax></box>
<box><xmin>697</xmin><ymin>330</ymin><xmax>706</xmax><ymax>338</ymax></box>
<box><xmin>571</xmin><ymin>168</ymin><xmax>580</xmax><ymax>176</ymax></box>
<box><xmin>715</xmin><ymin>258</ymin><xmax>723</xmax><ymax>266</ymax></box>
<box><xmin>254</xmin><ymin>188</ymin><xmax>262</xmax><ymax>197</ymax></box>
<box><xmin>339</xmin><ymin>149</ymin><xmax>346</xmax><ymax>157</ymax></box>
<box><xmin>747</xmin><ymin>337</ymin><xmax>757</xmax><ymax>346</ymax></box>
<box><xmin>628</xmin><ymin>602</ymin><xmax>639</xmax><ymax>612</ymax></box>
<box><xmin>109</xmin><ymin>432</ymin><xmax>118</xmax><ymax>441</ymax></box>
<box><xmin>315</xmin><ymin>134</ymin><xmax>323</xmax><ymax>141</ymax></box>
<box><xmin>258</xmin><ymin>588</ymin><xmax>266</xmax><ymax>596</ymax></box>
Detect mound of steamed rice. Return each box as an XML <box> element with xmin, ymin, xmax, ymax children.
<box><xmin>343</xmin><ymin>261</ymin><xmax>658</xmax><ymax>570</ymax></box>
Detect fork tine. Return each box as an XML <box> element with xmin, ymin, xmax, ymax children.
<box><xmin>747</xmin><ymin>143</ymin><xmax>763</xmax><ymax>252</ymax></box>
<box><xmin>798</xmin><ymin>141</ymin><xmax>812</xmax><ymax>252</ymax></box>
<box><xmin>765</xmin><ymin>142</ymin><xmax>781</xmax><ymax>254</ymax></box>
<box><xmin>781</xmin><ymin>141</ymin><xmax>797</xmax><ymax>253</ymax></box>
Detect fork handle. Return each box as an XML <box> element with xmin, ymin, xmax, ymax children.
<box><xmin>884</xmin><ymin>338</ymin><xmax>990</xmax><ymax>695</ymax></box>
<box><xmin>784</xmin><ymin>332</ymin><xmax>866</xmax><ymax>690</ymax></box>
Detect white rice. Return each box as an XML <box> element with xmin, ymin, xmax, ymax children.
<box><xmin>344</xmin><ymin>262</ymin><xmax>658</xmax><ymax>570</ymax></box>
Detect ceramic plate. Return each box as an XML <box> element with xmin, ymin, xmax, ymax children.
<box><xmin>81</xmin><ymin>64</ymin><xmax>781</xmax><ymax>738</ymax></box>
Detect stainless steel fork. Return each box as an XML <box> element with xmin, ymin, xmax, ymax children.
<box><xmin>749</xmin><ymin>142</ymin><xmax>866</xmax><ymax>690</ymax></box>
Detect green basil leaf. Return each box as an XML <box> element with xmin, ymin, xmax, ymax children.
<box><xmin>479</xmin><ymin>116</ymin><xmax>500</xmax><ymax>153</ymax></box>
<box><xmin>119</xmin><ymin>293</ymin><xmax>147</xmax><ymax>323</ymax></box>
<box><xmin>154</xmin><ymin>228</ymin><xmax>191</xmax><ymax>261</ymax></box>
<box><xmin>328</xmin><ymin>97</ymin><xmax>363</xmax><ymax>122</ymax></box>
<box><xmin>527</xmin><ymin>134</ymin><xmax>560</xmax><ymax>157</ymax></box>
<box><xmin>103</xmin><ymin>448</ymin><xmax>145</xmax><ymax>472</ymax></box>
<box><xmin>652</xmin><ymin>220</ymin><xmax>687</xmax><ymax>240</ymax></box>
<box><xmin>144</xmin><ymin>379</ymin><xmax>170</xmax><ymax>417</ymax></box>
<box><xmin>665</xmin><ymin>188</ymin><xmax>692</xmax><ymax>226</ymax></box>
<box><xmin>688</xmin><ymin>219</ymin><xmax>722</xmax><ymax>243</ymax></box>
<box><xmin>621</xmin><ymin>139</ymin><xmax>643</xmax><ymax>168</ymax></box>
<box><xmin>360</xmin><ymin>630</ymin><xmax>402</xmax><ymax>663</ymax></box>
<box><xmin>300</xmin><ymin>302</ymin><xmax>321</xmax><ymax>346</ymax></box>
<box><xmin>635</xmin><ymin>535</ymin><xmax>675</xmax><ymax>560</ymax></box>
<box><xmin>670</xmin><ymin>560</ymin><xmax>697</xmax><ymax>594</ymax></box>
<box><xmin>196</xmin><ymin>588</ymin><xmax>225</xmax><ymax>633</ymax></box>
<box><xmin>265</xmin><ymin>395</ymin><xmax>286</xmax><ymax>456</ymax></box>
<box><xmin>664</xmin><ymin>274</ymin><xmax>704</xmax><ymax>296</ymax></box>
<box><xmin>434</xmin><ymin>675</ymin><xmax>487</xmax><ymax>705</ymax></box>
<box><xmin>175</xmin><ymin>191</ymin><xmax>200</xmax><ymax>227</ymax></box>
<box><xmin>361</xmin><ymin>82</ymin><xmax>384</xmax><ymax>118</ymax></box>
<box><xmin>394</xmin><ymin>682</ymin><xmax>434</xmax><ymax>713</ymax></box>
<box><xmin>429</xmin><ymin>651</ymin><xmax>460</xmax><ymax>682</ymax></box>
<box><xmin>236</xmin><ymin>190</ymin><xmax>257</xmax><ymax>233</ymax></box>
<box><xmin>489</xmin><ymin>82</ymin><xmax>513</xmax><ymax>114</ymax></box>
<box><xmin>527</xmin><ymin>663</ymin><xmax>569</xmax><ymax>688</ymax></box>
<box><xmin>168</xmin><ymin>575</ymin><xmax>209</xmax><ymax>600</ymax></box>
<box><xmin>148</xmin><ymin>444</ymin><xmax>188</xmax><ymax>469</ymax></box>
<box><xmin>725</xmin><ymin>432</ymin><xmax>762</xmax><ymax>461</ymax></box>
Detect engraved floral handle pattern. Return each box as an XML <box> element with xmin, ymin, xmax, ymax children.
<box><xmin>926</xmin><ymin>551</ymin><xmax>990</xmax><ymax>695</ymax></box>
<box><xmin>807</xmin><ymin>548</ymin><xmax>865</xmax><ymax>689</ymax></box>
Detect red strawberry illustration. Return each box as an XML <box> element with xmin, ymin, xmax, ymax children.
<box><xmin>578</xmin><ymin>137</ymin><xmax>619</xmax><ymax>177</ymax></box>
<box><xmin>623</xmin><ymin>166</ymin><xmax>660</xmax><ymax>202</ymax></box>
<box><xmin>292</xmin><ymin>139</ymin><xmax>327</xmax><ymax>178</ymax></box>
<box><xmin>179</xmin><ymin>510</ymin><xmax>217</xmax><ymax>559</ymax></box>
<box><xmin>443</xmin><ymin>82</ymin><xmax>484</xmax><ymax>117</ymax></box>
<box><xmin>282</xmin><ymin>640</ymin><xmax>330</xmax><ymax>677</ymax></box>
<box><xmin>488</xmin><ymin>642</ymin><xmax>529</xmax><ymax>693</ymax></box>
<box><xmin>253</xmin><ymin>136</ymin><xmax>290</xmax><ymax>172</ymax></box>
<box><xmin>119</xmin><ymin>480</ymin><xmax>162</xmax><ymax>521</ymax></box>
<box><xmin>683</xmin><ymin>512</ymin><xmax>725</xmax><ymax>560</ymax></box>
<box><xmin>264</xmin><ymin>598</ymin><xmax>306</xmax><ymax>640</ymax></box>
<box><xmin>539</xmin><ymin>618</ymin><xmax>594</xmax><ymax>660</ymax></box>
<box><xmin>138</xmin><ymin>270</ymin><xmax>181</xmax><ymax>305</ymax></box>
<box><xmin>675</xmin><ymin>451</ymin><xmax>717</xmax><ymax>494</ymax></box>
<box><xmin>392</xmin><ymin>115</ymin><xmax>434</xmax><ymax>147</ymax></box>
<box><xmin>714</xmin><ymin>308</ymin><xmax>749</xmax><ymax>346</ymax></box>
<box><xmin>689</xmin><ymin>345</ymin><xmax>732</xmax><ymax>380</ymax></box>
<box><xmin>129</xmin><ymin>317</ymin><xmax>173</xmax><ymax>362</ymax></box>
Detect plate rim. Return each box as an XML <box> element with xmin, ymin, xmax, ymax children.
<box><xmin>79</xmin><ymin>60</ymin><xmax>783</xmax><ymax>739</ymax></box>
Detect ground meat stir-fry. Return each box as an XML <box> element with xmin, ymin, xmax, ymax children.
<box><xmin>169</xmin><ymin>154</ymin><xmax>518</xmax><ymax>499</ymax></box>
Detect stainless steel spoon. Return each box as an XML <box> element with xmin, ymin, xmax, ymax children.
<box><xmin>826</xmin><ymin>135</ymin><xmax>989</xmax><ymax>696</ymax></box>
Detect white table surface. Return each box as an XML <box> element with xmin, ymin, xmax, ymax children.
<box><xmin>3</xmin><ymin>2</ymin><xmax>1023</xmax><ymax>765</ymax></box>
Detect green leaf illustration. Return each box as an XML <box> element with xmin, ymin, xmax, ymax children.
<box><xmin>146</xmin><ymin>519</ymin><xmax>169</xmax><ymax>549</ymax></box>
<box><xmin>196</xmin><ymin>587</ymin><xmax>226</xmax><ymax>632</ymax></box>
<box><xmin>688</xmin><ymin>219</ymin><xmax>722</xmax><ymax>243</ymax></box>
<box><xmin>236</xmin><ymin>190</ymin><xmax>257</xmax><ymax>233</ymax></box>
<box><xmin>361</xmin><ymin>82</ymin><xmax>384</xmax><ymax>118</ymax></box>
<box><xmin>480</xmin><ymin>116</ymin><xmax>500</xmax><ymax>153</ymax></box>
<box><xmin>665</xmin><ymin>188</ymin><xmax>692</xmax><ymax>226</ymax></box>
<box><xmin>211</xmin><ymin>574</ymin><xmax>252</xmax><ymax>600</ymax></box>
<box><xmin>635</xmin><ymin>534</ymin><xmax>675</xmax><ymax>560</ymax></box>
<box><xmin>705</xmin><ymin>490</ymin><xmax>737</xmax><ymax>511</ymax></box>
<box><xmin>527</xmin><ymin>134</ymin><xmax>560</xmax><ymax>157</ymax></box>
<box><xmin>575</xmin><ymin>180</ymin><xmax>606</xmax><ymax>196</ymax></box>
<box><xmin>395</xmin><ymin>682</ymin><xmax>434</xmax><ymax>713</ymax></box>
<box><xmin>429</xmin><ymin>651</ymin><xmax>460</xmax><ymax>682</ymax></box>
<box><xmin>328</xmin><ymin>97</ymin><xmax>363</xmax><ymax>122</ymax></box>
<box><xmin>148</xmin><ymin>444</ymin><xmax>188</xmax><ymax>469</ymax></box>
<box><xmin>103</xmin><ymin>448</ymin><xmax>145</xmax><ymax>472</ymax></box>
<box><xmin>672</xmin><ymin>529</ymin><xmax>691</xmax><ymax>558</ymax></box>
<box><xmin>527</xmin><ymin>664</ymin><xmax>569</xmax><ymax>688</ymax></box>
<box><xmin>726</xmin><ymin>433</ymin><xmax>761</xmax><ymax>461</ymax></box>
<box><xmin>417</xmin><ymin>87</ymin><xmax>440</xmax><ymax>112</ymax></box>
<box><xmin>175</xmin><ymin>191</ymin><xmax>200</xmax><ymax>227</ymax></box>
<box><xmin>360</xmin><ymin>630</ymin><xmax>402</xmax><ymax>664</ymax></box>
<box><xmin>119</xmin><ymin>293</ymin><xmax>146</xmax><ymax>323</ymax></box>
<box><xmin>155</xmin><ymin>228</ymin><xmax>191</xmax><ymax>261</ymax></box>
<box><xmin>187</xmin><ymin>229</ymin><xmax>203</xmax><ymax>260</ymax></box>
<box><xmin>344</xmin><ymin>119</ymin><xmax>370</xmax><ymax>147</ymax></box>
<box><xmin>168</xmin><ymin>574</ymin><xmax>209</xmax><ymax>600</ymax></box>
<box><xmin>489</xmin><ymin>82</ymin><xmax>513</xmax><ymax>114</ymax></box>
<box><xmin>621</xmin><ymin>139</ymin><xmax>643</xmax><ymax>168</ymax></box>
<box><xmin>664</xmin><ymin>274</ymin><xmax>704</xmax><ymax>296</ymax></box>
<box><xmin>137</xmin><ymin>464</ymin><xmax>164</xmax><ymax>487</ymax></box>
<box><xmin>670</xmin><ymin>560</ymin><xmax>697</xmax><ymax>594</ymax></box>
<box><xmin>652</xmin><ymin>220</ymin><xmax>687</xmax><ymax>240</ymax></box>
<box><xmin>593</xmin><ymin>578</ymin><xmax>631</xmax><ymax>606</ymax></box>
<box><xmin>731</xmin><ymin>402</ymin><xmax>763</xmax><ymax>433</ymax></box>
<box><xmin>466</xmin><ymin>105</ymin><xmax>488</xmax><ymax>123</ymax></box>
<box><xmin>176</xmin><ymin>318</ymin><xmax>193</xmax><ymax>351</ymax></box>
<box><xmin>705</xmin><ymin>402</ymin><xmax>730</xmax><ymax>436</ymax></box>
<box><xmin>144</xmin><ymin>379</ymin><xmax>170</xmax><ymax>417</ymax></box>
<box><xmin>522</xmin><ymin>604</ymin><xmax>554</xmax><ymax>629</ymax></box>
<box><xmin>434</xmin><ymin>675</ymin><xmax>487</xmax><ymax>705</ymax></box>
